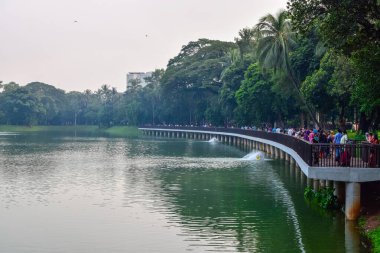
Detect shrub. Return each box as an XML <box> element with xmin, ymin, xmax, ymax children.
<box><xmin>304</xmin><ymin>186</ymin><xmax>340</xmax><ymax>209</ymax></box>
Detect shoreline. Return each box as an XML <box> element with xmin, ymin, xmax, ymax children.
<box><xmin>361</xmin><ymin>181</ymin><xmax>380</xmax><ymax>252</ymax></box>
<box><xmin>0</xmin><ymin>125</ymin><xmax>139</xmax><ymax>138</ymax></box>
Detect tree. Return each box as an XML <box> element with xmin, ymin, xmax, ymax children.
<box><xmin>25</xmin><ymin>82</ymin><xmax>66</xmax><ymax>125</ymax></box>
<box><xmin>235</xmin><ymin>63</ymin><xmax>285</xmax><ymax>126</ymax></box>
<box><xmin>256</xmin><ymin>10</ymin><xmax>321</xmax><ymax>127</ymax></box>
<box><xmin>127</xmin><ymin>78</ymin><xmax>142</xmax><ymax>92</ymax></box>
<box><xmin>1</xmin><ymin>86</ymin><xmax>44</xmax><ymax>125</ymax></box>
<box><xmin>288</xmin><ymin>0</ymin><xmax>380</xmax><ymax>130</ymax></box>
<box><xmin>96</xmin><ymin>85</ymin><xmax>119</xmax><ymax>127</ymax></box>
<box><xmin>287</xmin><ymin>0</ymin><xmax>380</xmax><ymax>55</ymax></box>
<box><xmin>302</xmin><ymin>50</ymin><xmax>357</xmax><ymax>130</ymax></box>
<box><xmin>160</xmin><ymin>39</ymin><xmax>236</xmax><ymax>125</ymax></box>
<box><xmin>143</xmin><ymin>69</ymin><xmax>164</xmax><ymax>125</ymax></box>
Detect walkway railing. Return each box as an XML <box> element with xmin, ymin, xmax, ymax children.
<box><xmin>140</xmin><ymin>126</ymin><xmax>380</xmax><ymax>168</ymax></box>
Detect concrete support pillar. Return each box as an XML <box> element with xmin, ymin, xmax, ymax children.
<box><xmin>274</xmin><ymin>148</ymin><xmax>278</xmax><ymax>158</ymax></box>
<box><xmin>290</xmin><ymin>164</ymin><xmax>294</xmax><ymax>178</ymax></box>
<box><xmin>295</xmin><ymin>166</ymin><xmax>299</xmax><ymax>183</ymax></box>
<box><xmin>326</xmin><ymin>180</ymin><xmax>333</xmax><ymax>188</ymax></box>
<box><xmin>270</xmin><ymin>146</ymin><xmax>275</xmax><ymax>157</ymax></box>
<box><xmin>334</xmin><ymin>181</ymin><xmax>345</xmax><ymax>204</ymax></box>
<box><xmin>313</xmin><ymin>179</ymin><xmax>320</xmax><ymax>191</ymax></box>
<box><xmin>280</xmin><ymin>150</ymin><xmax>285</xmax><ymax>160</ymax></box>
<box><xmin>345</xmin><ymin>182</ymin><xmax>361</xmax><ymax>220</ymax></box>
<box><xmin>320</xmin><ymin>180</ymin><xmax>326</xmax><ymax>188</ymax></box>
<box><xmin>300</xmin><ymin>170</ymin><xmax>306</xmax><ymax>185</ymax></box>
<box><xmin>307</xmin><ymin>178</ymin><xmax>313</xmax><ymax>187</ymax></box>
<box><xmin>345</xmin><ymin>220</ymin><xmax>361</xmax><ymax>252</ymax></box>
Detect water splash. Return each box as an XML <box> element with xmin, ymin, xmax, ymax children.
<box><xmin>208</xmin><ymin>137</ymin><xmax>218</xmax><ymax>143</ymax></box>
<box><xmin>242</xmin><ymin>151</ymin><xmax>265</xmax><ymax>161</ymax></box>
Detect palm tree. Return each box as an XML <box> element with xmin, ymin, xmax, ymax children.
<box><xmin>256</xmin><ymin>10</ymin><xmax>320</xmax><ymax>128</ymax></box>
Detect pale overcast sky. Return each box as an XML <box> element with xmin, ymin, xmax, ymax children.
<box><xmin>0</xmin><ymin>0</ymin><xmax>287</xmax><ymax>92</ymax></box>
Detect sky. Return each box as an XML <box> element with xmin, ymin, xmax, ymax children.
<box><xmin>0</xmin><ymin>0</ymin><xmax>287</xmax><ymax>92</ymax></box>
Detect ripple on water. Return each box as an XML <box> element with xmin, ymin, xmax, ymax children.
<box><xmin>0</xmin><ymin>136</ymin><xmax>366</xmax><ymax>253</ymax></box>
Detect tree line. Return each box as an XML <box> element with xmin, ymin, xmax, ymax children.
<box><xmin>1</xmin><ymin>1</ymin><xmax>379</xmax><ymax>132</ymax></box>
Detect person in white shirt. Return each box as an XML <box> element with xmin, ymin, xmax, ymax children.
<box><xmin>340</xmin><ymin>130</ymin><xmax>348</xmax><ymax>144</ymax></box>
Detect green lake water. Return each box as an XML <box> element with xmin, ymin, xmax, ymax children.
<box><xmin>0</xmin><ymin>132</ymin><xmax>369</xmax><ymax>252</ymax></box>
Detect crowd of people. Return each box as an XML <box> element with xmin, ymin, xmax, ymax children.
<box><xmin>153</xmin><ymin>123</ymin><xmax>379</xmax><ymax>167</ymax></box>
<box><xmin>241</xmin><ymin>125</ymin><xmax>379</xmax><ymax>167</ymax></box>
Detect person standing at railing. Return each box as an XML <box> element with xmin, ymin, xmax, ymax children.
<box><xmin>340</xmin><ymin>130</ymin><xmax>351</xmax><ymax>166</ymax></box>
<box><xmin>334</xmin><ymin>129</ymin><xmax>343</xmax><ymax>165</ymax></box>
<box><xmin>312</xmin><ymin>133</ymin><xmax>320</xmax><ymax>165</ymax></box>
<box><xmin>319</xmin><ymin>130</ymin><xmax>328</xmax><ymax>158</ymax></box>
<box><xmin>370</xmin><ymin>134</ymin><xmax>379</xmax><ymax>144</ymax></box>
<box><xmin>340</xmin><ymin>130</ymin><xmax>348</xmax><ymax>144</ymax></box>
<box><xmin>327</xmin><ymin>131</ymin><xmax>334</xmax><ymax>158</ymax></box>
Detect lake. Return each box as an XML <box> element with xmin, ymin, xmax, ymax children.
<box><xmin>0</xmin><ymin>132</ymin><xmax>368</xmax><ymax>252</ymax></box>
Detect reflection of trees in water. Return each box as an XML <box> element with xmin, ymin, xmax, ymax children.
<box><xmin>155</xmin><ymin>163</ymin><xmax>304</xmax><ymax>252</ymax></box>
<box><xmin>118</xmin><ymin>140</ymin><xmax>354</xmax><ymax>252</ymax></box>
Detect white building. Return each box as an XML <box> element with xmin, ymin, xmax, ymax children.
<box><xmin>126</xmin><ymin>72</ymin><xmax>153</xmax><ymax>90</ymax></box>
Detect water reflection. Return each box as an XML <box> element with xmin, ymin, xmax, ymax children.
<box><xmin>0</xmin><ymin>134</ymin><xmax>368</xmax><ymax>253</ymax></box>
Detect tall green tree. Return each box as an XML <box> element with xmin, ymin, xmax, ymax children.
<box><xmin>160</xmin><ymin>39</ymin><xmax>236</xmax><ymax>125</ymax></box>
<box><xmin>143</xmin><ymin>69</ymin><xmax>164</xmax><ymax>125</ymax></box>
<box><xmin>1</xmin><ymin>86</ymin><xmax>44</xmax><ymax>125</ymax></box>
<box><xmin>288</xmin><ymin>0</ymin><xmax>380</xmax><ymax>130</ymax></box>
<box><xmin>256</xmin><ymin>10</ymin><xmax>321</xmax><ymax>127</ymax></box>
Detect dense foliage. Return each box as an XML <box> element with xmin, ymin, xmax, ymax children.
<box><xmin>1</xmin><ymin>2</ymin><xmax>379</xmax><ymax>131</ymax></box>
<box><xmin>304</xmin><ymin>186</ymin><xmax>340</xmax><ymax>209</ymax></box>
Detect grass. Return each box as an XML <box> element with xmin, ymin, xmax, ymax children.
<box><xmin>359</xmin><ymin>215</ymin><xmax>380</xmax><ymax>253</ymax></box>
<box><xmin>347</xmin><ymin>130</ymin><xmax>380</xmax><ymax>141</ymax></box>
<box><xmin>103</xmin><ymin>126</ymin><xmax>139</xmax><ymax>138</ymax></box>
<box><xmin>368</xmin><ymin>226</ymin><xmax>380</xmax><ymax>253</ymax></box>
<box><xmin>0</xmin><ymin>125</ymin><xmax>139</xmax><ymax>138</ymax></box>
